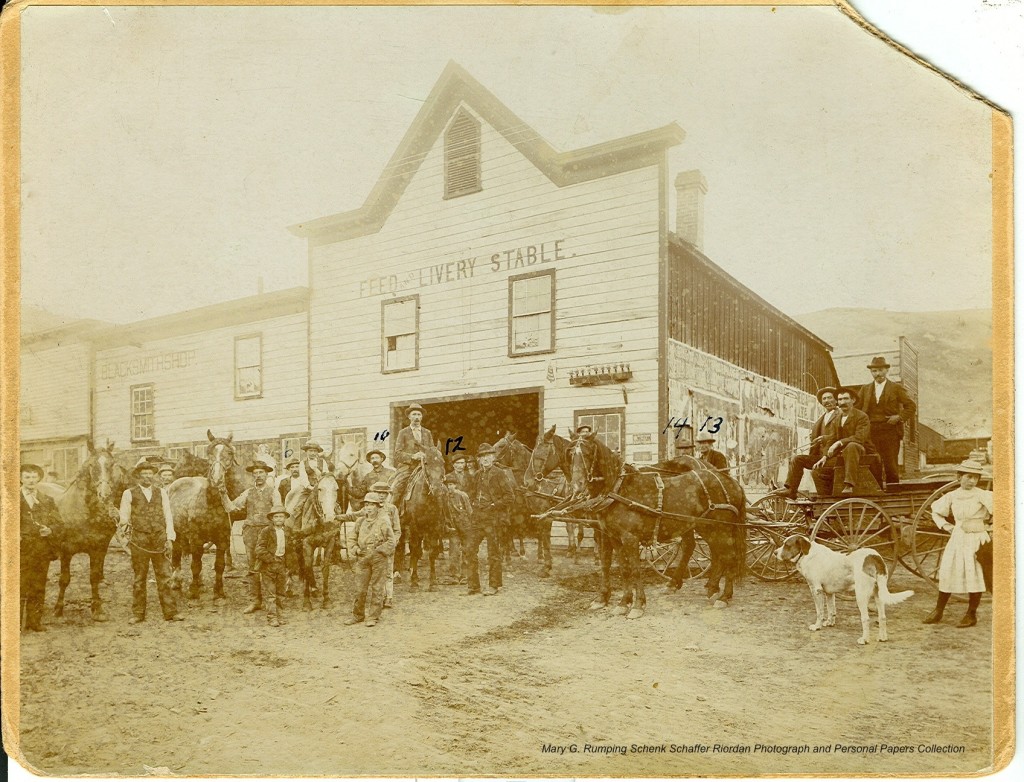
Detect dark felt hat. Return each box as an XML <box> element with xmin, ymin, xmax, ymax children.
<box><xmin>406</xmin><ymin>403</ymin><xmax>424</xmax><ymax>414</ymax></box>
<box><xmin>366</xmin><ymin>449</ymin><xmax>387</xmax><ymax>462</ymax></box>
<box><xmin>815</xmin><ymin>386</ymin><xmax>838</xmax><ymax>404</ymax></box>
<box><xmin>245</xmin><ymin>461</ymin><xmax>273</xmax><ymax>473</ymax></box>
<box><xmin>866</xmin><ymin>356</ymin><xmax>891</xmax><ymax>369</ymax></box>
<box><xmin>476</xmin><ymin>443</ymin><xmax>496</xmax><ymax>456</ymax></box>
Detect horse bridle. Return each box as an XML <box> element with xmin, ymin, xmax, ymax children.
<box><xmin>207</xmin><ymin>440</ymin><xmax>236</xmax><ymax>492</ymax></box>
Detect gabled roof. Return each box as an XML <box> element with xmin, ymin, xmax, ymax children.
<box><xmin>290</xmin><ymin>62</ymin><xmax>685</xmax><ymax>243</ymax></box>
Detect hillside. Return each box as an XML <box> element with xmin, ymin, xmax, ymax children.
<box><xmin>795</xmin><ymin>308</ymin><xmax>992</xmax><ymax>438</ymax></box>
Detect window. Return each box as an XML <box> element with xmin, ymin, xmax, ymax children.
<box><xmin>51</xmin><ymin>446</ymin><xmax>82</xmax><ymax>483</ymax></box>
<box><xmin>131</xmin><ymin>384</ymin><xmax>156</xmax><ymax>442</ymax></box>
<box><xmin>444</xmin><ymin>110</ymin><xmax>482</xmax><ymax>199</ymax></box>
<box><xmin>165</xmin><ymin>445</ymin><xmax>191</xmax><ymax>465</ymax></box>
<box><xmin>509</xmin><ymin>270</ymin><xmax>555</xmax><ymax>356</ymax></box>
<box><xmin>575</xmin><ymin>408</ymin><xmax>625</xmax><ymax>456</ymax></box>
<box><xmin>382</xmin><ymin>295</ymin><xmax>419</xmax><ymax>373</ymax></box>
<box><xmin>234</xmin><ymin>334</ymin><xmax>263</xmax><ymax>399</ymax></box>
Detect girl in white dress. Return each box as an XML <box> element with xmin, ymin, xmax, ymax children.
<box><xmin>922</xmin><ymin>460</ymin><xmax>993</xmax><ymax>628</ymax></box>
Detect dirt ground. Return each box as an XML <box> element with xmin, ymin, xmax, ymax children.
<box><xmin>14</xmin><ymin>541</ymin><xmax>994</xmax><ymax>777</ymax></box>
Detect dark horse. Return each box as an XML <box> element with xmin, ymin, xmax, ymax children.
<box><xmin>523</xmin><ymin>426</ymin><xmax>594</xmax><ymax>560</ymax></box>
<box><xmin>492</xmin><ymin>432</ymin><xmax>547</xmax><ymax>570</ymax></box>
<box><xmin>167</xmin><ymin>430</ymin><xmax>246</xmax><ymax>601</ymax></box>
<box><xmin>37</xmin><ymin>441</ymin><xmax>128</xmax><ymax>622</ymax></box>
<box><xmin>566</xmin><ymin>435</ymin><xmax>746</xmax><ymax>618</ymax></box>
<box><xmin>393</xmin><ymin>445</ymin><xmax>446</xmax><ymax>591</ymax></box>
<box><xmin>284</xmin><ymin>470</ymin><xmax>340</xmax><ymax>610</ymax></box>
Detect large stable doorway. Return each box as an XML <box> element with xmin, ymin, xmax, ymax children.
<box><xmin>391</xmin><ymin>388</ymin><xmax>542</xmax><ymax>462</ymax></box>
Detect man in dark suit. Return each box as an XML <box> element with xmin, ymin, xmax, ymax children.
<box><xmin>857</xmin><ymin>356</ymin><xmax>917</xmax><ymax>485</ymax></box>
<box><xmin>390</xmin><ymin>402</ymin><xmax>435</xmax><ymax>510</ymax></box>
<box><xmin>277</xmin><ymin>459</ymin><xmax>301</xmax><ymax>504</ymax></box>
<box><xmin>696</xmin><ymin>434</ymin><xmax>728</xmax><ymax>470</ymax></box>
<box><xmin>778</xmin><ymin>387</ymin><xmax>839</xmax><ymax>498</ymax></box>
<box><xmin>463</xmin><ymin>443</ymin><xmax>515</xmax><ymax>596</ymax></box>
<box><xmin>812</xmin><ymin>388</ymin><xmax>876</xmax><ymax>495</ymax></box>
<box><xmin>20</xmin><ymin>463</ymin><xmax>64</xmax><ymax>632</ymax></box>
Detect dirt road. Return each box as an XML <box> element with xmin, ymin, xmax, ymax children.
<box><xmin>14</xmin><ymin>544</ymin><xmax>993</xmax><ymax>776</ymax></box>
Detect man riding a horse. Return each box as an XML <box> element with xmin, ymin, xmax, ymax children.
<box><xmin>390</xmin><ymin>402</ymin><xmax>435</xmax><ymax>512</ymax></box>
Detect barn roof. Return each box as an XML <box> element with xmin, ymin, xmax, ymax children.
<box><xmin>290</xmin><ymin>61</ymin><xmax>685</xmax><ymax>243</ymax></box>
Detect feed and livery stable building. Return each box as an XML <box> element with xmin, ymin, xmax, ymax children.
<box><xmin>291</xmin><ymin>63</ymin><xmax>839</xmax><ymax>488</ymax></box>
<box><xmin>20</xmin><ymin>64</ymin><xmax>845</xmax><ymax>502</ymax></box>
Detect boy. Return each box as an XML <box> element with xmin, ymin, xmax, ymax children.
<box><xmin>255</xmin><ymin>503</ymin><xmax>290</xmax><ymax>627</ymax></box>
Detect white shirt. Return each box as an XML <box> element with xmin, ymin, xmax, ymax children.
<box><xmin>874</xmin><ymin>380</ymin><xmax>886</xmax><ymax>403</ymax></box>
<box><xmin>22</xmin><ymin>487</ymin><xmax>38</xmax><ymax>509</ymax></box>
<box><xmin>275</xmin><ymin>527</ymin><xmax>286</xmax><ymax>557</ymax></box>
<box><xmin>411</xmin><ymin>426</ymin><xmax>422</xmax><ymax>444</ymax></box>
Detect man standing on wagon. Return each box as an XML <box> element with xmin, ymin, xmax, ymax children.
<box><xmin>390</xmin><ymin>402</ymin><xmax>435</xmax><ymax>511</ymax></box>
<box><xmin>119</xmin><ymin>459</ymin><xmax>183</xmax><ymax>624</ymax></box>
<box><xmin>463</xmin><ymin>443</ymin><xmax>515</xmax><ymax>596</ymax></box>
<box><xmin>221</xmin><ymin>461</ymin><xmax>278</xmax><ymax>614</ymax></box>
<box><xmin>857</xmin><ymin>356</ymin><xmax>916</xmax><ymax>485</ymax></box>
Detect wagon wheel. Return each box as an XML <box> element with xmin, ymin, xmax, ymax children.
<box><xmin>643</xmin><ymin>536</ymin><xmax>711</xmax><ymax>581</ymax></box>
<box><xmin>750</xmin><ymin>493</ymin><xmax>806</xmax><ymax>526</ymax></box>
<box><xmin>910</xmin><ymin>481</ymin><xmax>959</xmax><ymax>591</ymax></box>
<box><xmin>746</xmin><ymin>524</ymin><xmax>796</xmax><ymax>581</ymax></box>
<box><xmin>810</xmin><ymin>498</ymin><xmax>899</xmax><ymax>574</ymax></box>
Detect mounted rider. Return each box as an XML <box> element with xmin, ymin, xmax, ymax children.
<box><xmin>297</xmin><ymin>440</ymin><xmax>334</xmax><ymax>489</ymax></box>
<box><xmin>222</xmin><ymin>460</ymin><xmax>278</xmax><ymax>614</ymax></box>
<box><xmin>390</xmin><ymin>403</ymin><xmax>435</xmax><ymax>511</ymax></box>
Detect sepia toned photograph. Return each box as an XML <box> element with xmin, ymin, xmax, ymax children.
<box><xmin>1</xmin><ymin>1</ymin><xmax>1012</xmax><ymax>779</ymax></box>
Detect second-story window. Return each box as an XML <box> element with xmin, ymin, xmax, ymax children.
<box><xmin>234</xmin><ymin>334</ymin><xmax>263</xmax><ymax>399</ymax></box>
<box><xmin>382</xmin><ymin>295</ymin><xmax>419</xmax><ymax>372</ymax></box>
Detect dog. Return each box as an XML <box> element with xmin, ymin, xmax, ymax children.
<box><xmin>775</xmin><ymin>534</ymin><xmax>914</xmax><ymax>645</ymax></box>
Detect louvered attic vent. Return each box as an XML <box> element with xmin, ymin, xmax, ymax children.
<box><xmin>444</xmin><ymin>110</ymin><xmax>482</xmax><ymax>199</ymax></box>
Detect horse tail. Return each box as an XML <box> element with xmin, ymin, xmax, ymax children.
<box><xmin>730</xmin><ymin>488</ymin><xmax>748</xmax><ymax>582</ymax></box>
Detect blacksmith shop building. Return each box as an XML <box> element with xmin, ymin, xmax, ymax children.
<box><xmin>22</xmin><ymin>64</ymin><xmax>841</xmax><ymax>489</ymax></box>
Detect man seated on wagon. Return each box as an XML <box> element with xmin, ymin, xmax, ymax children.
<box><xmin>810</xmin><ymin>387</ymin><xmax>876</xmax><ymax>496</ymax></box>
<box><xmin>775</xmin><ymin>386</ymin><xmax>839</xmax><ymax>499</ymax></box>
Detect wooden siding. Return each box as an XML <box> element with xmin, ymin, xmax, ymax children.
<box><xmin>93</xmin><ymin>312</ymin><xmax>308</xmax><ymax>446</ymax></box>
<box><xmin>668</xmin><ymin>240</ymin><xmax>837</xmax><ymax>395</ymax></box>
<box><xmin>20</xmin><ymin>341</ymin><xmax>92</xmax><ymax>442</ymax></box>
<box><xmin>308</xmin><ymin>107</ymin><xmax>663</xmax><ymax>463</ymax></box>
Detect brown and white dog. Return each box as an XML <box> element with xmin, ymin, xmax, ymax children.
<box><xmin>775</xmin><ymin>534</ymin><xmax>914</xmax><ymax>645</ymax></box>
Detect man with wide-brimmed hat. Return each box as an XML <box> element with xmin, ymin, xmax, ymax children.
<box><xmin>857</xmin><ymin>356</ymin><xmax>916</xmax><ymax>485</ymax></box>
<box><xmin>297</xmin><ymin>440</ymin><xmax>334</xmax><ymax>489</ymax></box>
<box><xmin>696</xmin><ymin>433</ymin><xmax>728</xmax><ymax>470</ymax></box>
<box><xmin>20</xmin><ymin>463</ymin><xmax>64</xmax><ymax>632</ymax></box>
<box><xmin>352</xmin><ymin>449</ymin><xmax>396</xmax><ymax>510</ymax></box>
<box><xmin>463</xmin><ymin>443</ymin><xmax>515</xmax><ymax>596</ymax></box>
<box><xmin>777</xmin><ymin>387</ymin><xmax>839</xmax><ymax>499</ymax></box>
<box><xmin>339</xmin><ymin>492</ymin><xmax>396</xmax><ymax>627</ymax></box>
<box><xmin>254</xmin><ymin>503</ymin><xmax>291</xmax><ymax>627</ymax></box>
<box><xmin>221</xmin><ymin>460</ymin><xmax>278</xmax><ymax>614</ymax></box>
<box><xmin>390</xmin><ymin>403</ymin><xmax>436</xmax><ymax>510</ymax></box>
<box><xmin>157</xmin><ymin>462</ymin><xmax>176</xmax><ymax>488</ymax></box>
<box><xmin>118</xmin><ymin>459</ymin><xmax>183</xmax><ymax>624</ymax></box>
<box><xmin>811</xmin><ymin>387</ymin><xmax>876</xmax><ymax>495</ymax></box>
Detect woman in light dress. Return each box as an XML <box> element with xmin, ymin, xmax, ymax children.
<box><xmin>922</xmin><ymin>460</ymin><xmax>993</xmax><ymax>628</ymax></box>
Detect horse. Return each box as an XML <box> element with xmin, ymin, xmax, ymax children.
<box><xmin>284</xmin><ymin>470</ymin><xmax>340</xmax><ymax>610</ymax></box>
<box><xmin>492</xmin><ymin>432</ymin><xmax>543</xmax><ymax>565</ymax></box>
<box><xmin>528</xmin><ymin>426</ymin><xmax>594</xmax><ymax>559</ymax></box>
<box><xmin>566</xmin><ymin>435</ymin><xmax>746</xmax><ymax>618</ymax></box>
<box><xmin>166</xmin><ymin>430</ymin><xmax>246</xmax><ymax>601</ymax></box>
<box><xmin>36</xmin><ymin>440</ymin><xmax>128</xmax><ymax>622</ymax></box>
<box><xmin>394</xmin><ymin>445</ymin><xmax>446</xmax><ymax>591</ymax></box>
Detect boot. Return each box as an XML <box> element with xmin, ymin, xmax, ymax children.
<box><xmin>957</xmin><ymin>593</ymin><xmax>981</xmax><ymax>628</ymax></box>
<box><xmin>923</xmin><ymin>592</ymin><xmax>951</xmax><ymax>624</ymax></box>
<box><xmin>242</xmin><ymin>603</ymin><xmax>262</xmax><ymax>614</ymax></box>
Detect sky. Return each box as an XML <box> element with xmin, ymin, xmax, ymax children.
<box><xmin>18</xmin><ymin>3</ymin><xmax>997</xmax><ymax>324</ymax></box>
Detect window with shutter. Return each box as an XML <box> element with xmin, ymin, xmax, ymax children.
<box><xmin>444</xmin><ymin>110</ymin><xmax>482</xmax><ymax>199</ymax></box>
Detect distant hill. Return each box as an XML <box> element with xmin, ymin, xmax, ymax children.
<box><xmin>794</xmin><ymin>308</ymin><xmax>992</xmax><ymax>438</ymax></box>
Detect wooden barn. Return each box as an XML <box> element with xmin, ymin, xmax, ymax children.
<box><xmin>291</xmin><ymin>63</ymin><xmax>839</xmax><ymax>489</ymax></box>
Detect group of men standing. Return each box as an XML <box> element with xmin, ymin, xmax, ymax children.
<box><xmin>781</xmin><ymin>355</ymin><xmax>916</xmax><ymax>497</ymax></box>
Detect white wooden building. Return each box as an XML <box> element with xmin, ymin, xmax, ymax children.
<box><xmin>292</xmin><ymin>63</ymin><xmax>839</xmax><ymax>485</ymax></box>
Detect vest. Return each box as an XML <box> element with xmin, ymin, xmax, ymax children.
<box><xmin>131</xmin><ymin>485</ymin><xmax>167</xmax><ymax>546</ymax></box>
<box><xmin>244</xmin><ymin>484</ymin><xmax>276</xmax><ymax>527</ymax></box>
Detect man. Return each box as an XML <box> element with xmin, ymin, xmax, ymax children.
<box><xmin>254</xmin><ymin>503</ymin><xmax>290</xmax><ymax>627</ymax></box>
<box><xmin>20</xmin><ymin>463</ymin><xmax>63</xmax><ymax>632</ymax></box>
<box><xmin>157</xmin><ymin>463</ymin><xmax>176</xmax><ymax>488</ymax></box>
<box><xmin>369</xmin><ymin>480</ymin><xmax>401</xmax><ymax>608</ymax></box>
<box><xmin>778</xmin><ymin>387</ymin><xmax>839</xmax><ymax>499</ymax></box>
<box><xmin>118</xmin><ymin>459</ymin><xmax>183</xmax><ymax>624</ymax></box>
<box><xmin>222</xmin><ymin>461</ymin><xmax>278</xmax><ymax>614</ymax></box>
<box><xmin>390</xmin><ymin>403</ymin><xmax>435</xmax><ymax>510</ymax></box>
<box><xmin>695</xmin><ymin>434</ymin><xmax>728</xmax><ymax>470</ymax></box>
<box><xmin>463</xmin><ymin>443</ymin><xmax>515</xmax><ymax>596</ymax></box>
<box><xmin>341</xmin><ymin>493</ymin><xmax>397</xmax><ymax>627</ymax></box>
<box><xmin>352</xmin><ymin>449</ymin><xmax>396</xmax><ymax>509</ymax></box>
<box><xmin>277</xmin><ymin>459</ymin><xmax>301</xmax><ymax>504</ymax></box>
<box><xmin>857</xmin><ymin>356</ymin><xmax>917</xmax><ymax>485</ymax></box>
<box><xmin>298</xmin><ymin>440</ymin><xmax>334</xmax><ymax>488</ymax></box>
<box><xmin>441</xmin><ymin>455</ymin><xmax>470</xmax><ymax>585</ymax></box>
<box><xmin>812</xmin><ymin>388</ymin><xmax>876</xmax><ymax>495</ymax></box>
<box><xmin>573</xmin><ymin>424</ymin><xmax>593</xmax><ymax>441</ymax></box>
<box><xmin>445</xmin><ymin>455</ymin><xmax>470</xmax><ymax>490</ymax></box>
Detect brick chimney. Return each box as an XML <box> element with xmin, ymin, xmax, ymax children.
<box><xmin>675</xmin><ymin>170</ymin><xmax>708</xmax><ymax>251</ymax></box>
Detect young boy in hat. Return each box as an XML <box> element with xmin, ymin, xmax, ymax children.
<box><xmin>20</xmin><ymin>463</ymin><xmax>64</xmax><ymax>631</ymax></box>
<box><xmin>340</xmin><ymin>493</ymin><xmax>396</xmax><ymax>627</ymax></box>
<box><xmin>119</xmin><ymin>459</ymin><xmax>184</xmax><ymax>624</ymax></box>
<box><xmin>255</xmin><ymin>503</ymin><xmax>291</xmax><ymax>627</ymax></box>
